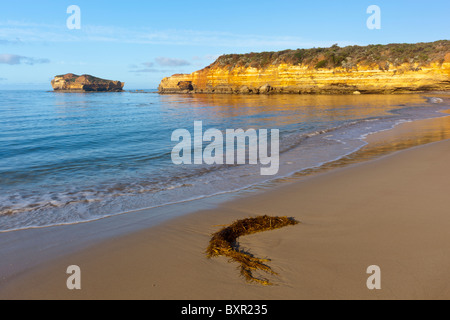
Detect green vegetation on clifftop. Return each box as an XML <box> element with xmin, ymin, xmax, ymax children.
<box><xmin>212</xmin><ymin>40</ymin><xmax>450</xmax><ymax>71</ymax></box>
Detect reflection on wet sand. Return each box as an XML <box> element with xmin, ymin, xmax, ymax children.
<box><xmin>277</xmin><ymin>111</ymin><xmax>450</xmax><ymax>182</ymax></box>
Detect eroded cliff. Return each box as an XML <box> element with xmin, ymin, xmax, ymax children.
<box><xmin>159</xmin><ymin>41</ymin><xmax>450</xmax><ymax>94</ymax></box>
<box><xmin>51</xmin><ymin>74</ymin><xmax>125</xmax><ymax>92</ymax></box>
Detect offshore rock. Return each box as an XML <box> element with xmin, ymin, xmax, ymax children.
<box><xmin>51</xmin><ymin>74</ymin><xmax>125</xmax><ymax>92</ymax></box>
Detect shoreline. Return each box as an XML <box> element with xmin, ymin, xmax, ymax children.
<box><xmin>2</xmin><ymin>94</ymin><xmax>449</xmax><ymax>233</ymax></box>
<box><xmin>2</xmin><ymin>114</ymin><xmax>450</xmax><ymax>299</ymax></box>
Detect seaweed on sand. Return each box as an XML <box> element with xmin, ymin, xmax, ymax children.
<box><xmin>206</xmin><ymin>215</ymin><xmax>299</xmax><ymax>285</ymax></box>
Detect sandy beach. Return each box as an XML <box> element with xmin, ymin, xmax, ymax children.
<box><xmin>1</xmin><ymin>0</ymin><xmax>449</xmax><ymax>304</ymax></box>
<box><xmin>1</xmin><ymin>116</ymin><xmax>450</xmax><ymax>300</ymax></box>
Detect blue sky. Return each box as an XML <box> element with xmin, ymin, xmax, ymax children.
<box><xmin>0</xmin><ymin>0</ymin><xmax>449</xmax><ymax>90</ymax></box>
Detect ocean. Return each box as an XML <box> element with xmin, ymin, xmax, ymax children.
<box><xmin>0</xmin><ymin>90</ymin><xmax>449</xmax><ymax>232</ymax></box>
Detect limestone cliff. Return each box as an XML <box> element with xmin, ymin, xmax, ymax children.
<box><xmin>51</xmin><ymin>74</ymin><xmax>125</xmax><ymax>92</ymax></box>
<box><xmin>159</xmin><ymin>40</ymin><xmax>450</xmax><ymax>94</ymax></box>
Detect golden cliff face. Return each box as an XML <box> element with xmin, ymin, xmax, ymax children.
<box><xmin>159</xmin><ymin>61</ymin><xmax>450</xmax><ymax>95</ymax></box>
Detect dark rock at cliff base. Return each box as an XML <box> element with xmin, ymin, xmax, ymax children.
<box><xmin>177</xmin><ymin>81</ymin><xmax>194</xmax><ymax>91</ymax></box>
<box><xmin>51</xmin><ymin>74</ymin><xmax>125</xmax><ymax>92</ymax></box>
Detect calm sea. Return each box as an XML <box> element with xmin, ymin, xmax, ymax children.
<box><xmin>0</xmin><ymin>90</ymin><xmax>448</xmax><ymax>232</ymax></box>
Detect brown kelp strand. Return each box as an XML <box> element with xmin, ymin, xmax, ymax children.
<box><xmin>206</xmin><ymin>215</ymin><xmax>299</xmax><ymax>285</ymax></box>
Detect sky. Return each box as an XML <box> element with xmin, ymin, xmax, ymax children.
<box><xmin>0</xmin><ymin>0</ymin><xmax>449</xmax><ymax>90</ymax></box>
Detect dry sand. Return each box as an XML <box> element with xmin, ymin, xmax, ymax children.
<box><xmin>2</xmin><ymin>123</ymin><xmax>450</xmax><ymax>300</ymax></box>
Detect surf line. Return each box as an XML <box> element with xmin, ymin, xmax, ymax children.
<box><xmin>171</xmin><ymin>121</ymin><xmax>280</xmax><ymax>176</ymax></box>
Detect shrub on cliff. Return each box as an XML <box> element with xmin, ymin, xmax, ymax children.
<box><xmin>212</xmin><ymin>40</ymin><xmax>450</xmax><ymax>70</ymax></box>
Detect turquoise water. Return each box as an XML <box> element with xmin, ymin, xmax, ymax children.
<box><xmin>0</xmin><ymin>90</ymin><xmax>448</xmax><ymax>231</ymax></box>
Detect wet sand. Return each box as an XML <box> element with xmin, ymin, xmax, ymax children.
<box><xmin>1</xmin><ymin>115</ymin><xmax>450</xmax><ymax>300</ymax></box>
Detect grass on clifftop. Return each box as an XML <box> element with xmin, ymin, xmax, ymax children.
<box><xmin>206</xmin><ymin>215</ymin><xmax>299</xmax><ymax>285</ymax></box>
<box><xmin>54</xmin><ymin>74</ymin><xmax>116</xmax><ymax>83</ymax></box>
<box><xmin>212</xmin><ymin>40</ymin><xmax>450</xmax><ymax>70</ymax></box>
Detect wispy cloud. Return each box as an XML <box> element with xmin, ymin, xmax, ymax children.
<box><xmin>129</xmin><ymin>61</ymin><xmax>169</xmax><ymax>73</ymax></box>
<box><xmin>131</xmin><ymin>68</ymin><xmax>167</xmax><ymax>73</ymax></box>
<box><xmin>0</xmin><ymin>54</ymin><xmax>50</xmax><ymax>65</ymax></box>
<box><xmin>129</xmin><ymin>59</ymin><xmax>193</xmax><ymax>73</ymax></box>
<box><xmin>0</xmin><ymin>38</ymin><xmax>21</xmax><ymax>45</ymax></box>
<box><xmin>0</xmin><ymin>20</ymin><xmax>357</xmax><ymax>49</ymax></box>
<box><xmin>131</xmin><ymin>69</ymin><xmax>167</xmax><ymax>73</ymax></box>
<box><xmin>192</xmin><ymin>54</ymin><xmax>221</xmax><ymax>61</ymax></box>
<box><xmin>155</xmin><ymin>57</ymin><xmax>191</xmax><ymax>67</ymax></box>
<box><xmin>0</xmin><ymin>77</ymin><xmax>7</xmax><ymax>81</ymax></box>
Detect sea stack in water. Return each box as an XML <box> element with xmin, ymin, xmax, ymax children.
<box><xmin>51</xmin><ymin>74</ymin><xmax>125</xmax><ymax>92</ymax></box>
